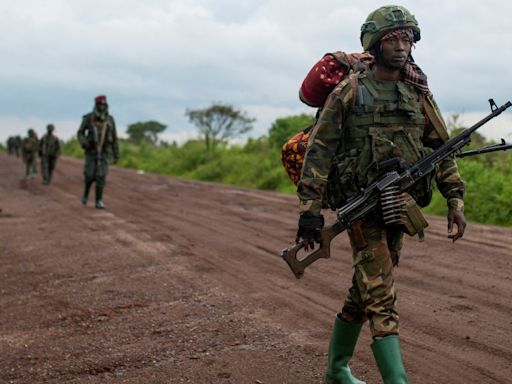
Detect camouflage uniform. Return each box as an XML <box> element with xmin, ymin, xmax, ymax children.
<box><xmin>14</xmin><ymin>136</ymin><xmax>22</xmax><ymax>157</ymax></box>
<box><xmin>299</xmin><ymin>67</ymin><xmax>464</xmax><ymax>337</ymax></box>
<box><xmin>22</xmin><ymin>129</ymin><xmax>39</xmax><ymax>178</ymax></box>
<box><xmin>39</xmin><ymin>124</ymin><xmax>60</xmax><ymax>185</ymax></box>
<box><xmin>297</xmin><ymin>6</ymin><xmax>466</xmax><ymax>383</ymax></box>
<box><xmin>7</xmin><ymin>137</ymin><xmax>15</xmax><ymax>155</ymax></box>
<box><xmin>77</xmin><ymin>95</ymin><xmax>119</xmax><ymax>208</ymax></box>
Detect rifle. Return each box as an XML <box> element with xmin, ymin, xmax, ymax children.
<box><xmin>91</xmin><ymin>125</ymin><xmax>103</xmax><ymax>170</ymax></box>
<box><xmin>281</xmin><ymin>99</ymin><xmax>512</xmax><ymax>279</ymax></box>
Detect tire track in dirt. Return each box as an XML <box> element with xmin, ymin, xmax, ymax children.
<box><xmin>1</xmin><ymin>154</ymin><xmax>511</xmax><ymax>383</ymax></box>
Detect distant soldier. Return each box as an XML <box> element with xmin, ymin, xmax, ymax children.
<box><xmin>14</xmin><ymin>135</ymin><xmax>22</xmax><ymax>157</ymax></box>
<box><xmin>22</xmin><ymin>129</ymin><xmax>39</xmax><ymax>178</ymax></box>
<box><xmin>7</xmin><ymin>136</ymin><xmax>15</xmax><ymax>155</ymax></box>
<box><xmin>39</xmin><ymin>124</ymin><xmax>61</xmax><ymax>185</ymax></box>
<box><xmin>77</xmin><ymin>95</ymin><xmax>120</xmax><ymax>209</ymax></box>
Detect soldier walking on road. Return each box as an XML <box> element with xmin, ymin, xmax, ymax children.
<box><xmin>77</xmin><ymin>95</ymin><xmax>120</xmax><ymax>209</ymax></box>
<box><xmin>7</xmin><ymin>136</ymin><xmax>15</xmax><ymax>155</ymax></box>
<box><xmin>39</xmin><ymin>124</ymin><xmax>61</xmax><ymax>185</ymax></box>
<box><xmin>14</xmin><ymin>135</ymin><xmax>22</xmax><ymax>157</ymax></box>
<box><xmin>22</xmin><ymin>129</ymin><xmax>39</xmax><ymax>178</ymax></box>
<box><xmin>295</xmin><ymin>5</ymin><xmax>467</xmax><ymax>383</ymax></box>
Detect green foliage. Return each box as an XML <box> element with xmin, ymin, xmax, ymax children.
<box><xmin>60</xmin><ymin>113</ymin><xmax>512</xmax><ymax>227</ymax></box>
<box><xmin>268</xmin><ymin>113</ymin><xmax>315</xmax><ymax>149</ymax></box>
<box><xmin>61</xmin><ymin>138</ymin><xmax>83</xmax><ymax>158</ymax></box>
<box><xmin>126</xmin><ymin>121</ymin><xmax>167</xmax><ymax>144</ymax></box>
<box><xmin>185</xmin><ymin>103</ymin><xmax>254</xmax><ymax>152</ymax></box>
<box><xmin>424</xmin><ymin>158</ymin><xmax>512</xmax><ymax>226</ymax></box>
<box><xmin>423</xmin><ymin>116</ymin><xmax>512</xmax><ymax>226</ymax></box>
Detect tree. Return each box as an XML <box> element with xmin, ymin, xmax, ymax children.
<box><xmin>268</xmin><ymin>113</ymin><xmax>315</xmax><ymax>149</ymax></box>
<box><xmin>126</xmin><ymin>121</ymin><xmax>167</xmax><ymax>145</ymax></box>
<box><xmin>185</xmin><ymin>103</ymin><xmax>254</xmax><ymax>152</ymax></box>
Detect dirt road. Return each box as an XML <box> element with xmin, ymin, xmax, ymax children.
<box><xmin>0</xmin><ymin>153</ymin><xmax>511</xmax><ymax>383</ymax></box>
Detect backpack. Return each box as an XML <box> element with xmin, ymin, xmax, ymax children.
<box><xmin>281</xmin><ymin>52</ymin><xmax>369</xmax><ymax>185</ymax></box>
<box><xmin>281</xmin><ymin>125</ymin><xmax>313</xmax><ymax>185</ymax></box>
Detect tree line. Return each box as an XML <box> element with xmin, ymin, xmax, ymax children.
<box><xmin>59</xmin><ymin>104</ymin><xmax>511</xmax><ymax>226</ymax></box>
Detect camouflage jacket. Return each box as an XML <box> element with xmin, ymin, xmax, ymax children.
<box><xmin>22</xmin><ymin>136</ymin><xmax>39</xmax><ymax>157</ymax></box>
<box><xmin>40</xmin><ymin>133</ymin><xmax>60</xmax><ymax>157</ymax></box>
<box><xmin>297</xmin><ymin>70</ymin><xmax>465</xmax><ymax>216</ymax></box>
<box><xmin>77</xmin><ymin>112</ymin><xmax>119</xmax><ymax>160</ymax></box>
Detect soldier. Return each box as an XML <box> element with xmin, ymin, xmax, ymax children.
<box><xmin>14</xmin><ymin>135</ymin><xmax>22</xmax><ymax>157</ymax></box>
<box><xmin>22</xmin><ymin>129</ymin><xmax>39</xmax><ymax>178</ymax></box>
<box><xmin>39</xmin><ymin>124</ymin><xmax>61</xmax><ymax>185</ymax></box>
<box><xmin>7</xmin><ymin>136</ymin><xmax>15</xmax><ymax>155</ymax></box>
<box><xmin>296</xmin><ymin>6</ymin><xmax>466</xmax><ymax>384</ymax></box>
<box><xmin>77</xmin><ymin>95</ymin><xmax>119</xmax><ymax>209</ymax></box>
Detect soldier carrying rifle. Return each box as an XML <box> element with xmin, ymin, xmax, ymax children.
<box><xmin>77</xmin><ymin>95</ymin><xmax>120</xmax><ymax>209</ymax></box>
<box><xmin>39</xmin><ymin>124</ymin><xmax>60</xmax><ymax>185</ymax></box>
<box><xmin>294</xmin><ymin>5</ymin><xmax>468</xmax><ymax>383</ymax></box>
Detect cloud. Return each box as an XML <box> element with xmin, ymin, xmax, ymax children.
<box><xmin>0</xmin><ymin>1</ymin><xmax>511</xmax><ymax>144</ymax></box>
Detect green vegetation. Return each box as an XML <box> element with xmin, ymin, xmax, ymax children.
<box><xmin>126</xmin><ymin>121</ymin><xmax>167</xmax><ymax>145</ymax></box>
<box><xmin>61</xmin><ymin>113</ymin><xmax>512</xmax><ymax>226</ymax></box>
<box><xmin>186</xmin><ymin>103</ymin><xmax>255</xmax><ymax>152</ymax></box>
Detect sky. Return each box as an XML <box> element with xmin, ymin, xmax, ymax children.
<box><xmin>1</xmin><ymin>0</ymin><xmax>511</xmax><ymax>144</ymax></box>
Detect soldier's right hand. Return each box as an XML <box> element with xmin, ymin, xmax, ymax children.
<box><xmin>296</xmin><ymin>212</ymin><xmax>324</xmax><ymax>251</ymax></box>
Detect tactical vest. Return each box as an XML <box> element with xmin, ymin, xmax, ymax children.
<box><xmin>41</xmin><ymin>135</ymin><xmax>59</xmax><ymax>156</ymax></box>
<box><xmin>85</xmin><ymin>114</ymin><xmax>115</xmax><ymax>155</ymax></box>
<box><xmin>327</xmin><ymin>71</ymin><xmax>434</xmax><ymax>209</ymax></box>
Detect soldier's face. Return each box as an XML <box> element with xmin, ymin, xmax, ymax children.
<box><xmin>379</xmin><ymin>36</ymin><xmax>411</xmax><ymax>70</ymax></box>
<box><xmin>96</xmin><ymin>102</ymin><xmax>107</xmax><ymax>113</ymax></box>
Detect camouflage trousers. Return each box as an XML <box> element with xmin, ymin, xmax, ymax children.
<box><xmin>340</xmin><ymin>215</ymin><xmax>404</xmax><ymax>338</ymax></box>
<box><xmin>83</xmin><ymin>154</ymin><xmax>108</xmax><ymax>189</ymax></box>
<box><xmin>41</xmin><ymin>155</ymin><xmax>58</xmax><ymax>184</ymax></box>
<box><xmin>23</xmin><ymin>155</ymin><xmax>37</xmax><ymax>177</ymax></box>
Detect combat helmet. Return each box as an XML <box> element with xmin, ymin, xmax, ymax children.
<box><xmin>360</xmin><ymin>5</ymin><xmax>420</xmax><ymax>51</ymax></box>
<box><xmin>46</xmin><ymin>123</ymin><xmax>55</xmax><ymax>132</ymax></box>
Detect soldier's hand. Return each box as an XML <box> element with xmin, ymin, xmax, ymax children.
<box><xmin>447</xmin><ymin>209</ymin><xmax>466</xmax><ymax>242</ymax></box>
<box><xmin>296</xmin><ymin>212</ymin><xmax>324</xmax><ymax>251</ymax></box>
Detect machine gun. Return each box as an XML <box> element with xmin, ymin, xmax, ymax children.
<box><xmin>281</xmin><ymin>99</ymin><xmax>512</xmax><ymax>279</ymax></box>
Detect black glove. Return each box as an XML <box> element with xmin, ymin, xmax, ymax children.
<box><xmin>296</xmin><ymin>212</ymin><xmax>324</xmax><ymax>251</ymax></box>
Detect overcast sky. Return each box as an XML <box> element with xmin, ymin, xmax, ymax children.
<box><xmin>1</xmin><ymin>0</ymin><xmax>511</xmax><ymax>144</ymax></box>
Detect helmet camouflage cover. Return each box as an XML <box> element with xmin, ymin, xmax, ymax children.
<box><xmin>360</xmin><ymin>5</ymin><xmax>420</xmax><ymax>51</ymax></box>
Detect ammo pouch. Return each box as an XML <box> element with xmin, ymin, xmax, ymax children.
<box><xmin>400</xmin><ymin>193</ymin><xmax>429</xmax><ymax>241</ymax></box>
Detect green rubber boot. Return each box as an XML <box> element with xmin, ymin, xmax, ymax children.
<box><xmin>325</xmin><ymin>314</ymin><xmax>366</xmax><ymax>384</ymax></box>
<box><xmin>371</xmin><ymin>335</ymin><xmax>408</xmax><ymax>384</ymax></box>
<box><xmin>95</xmin><ymin>184</ymin><xmax>105</xmax><ymax>209</ymax></box>
<box><xmin>81</xmin><ymin>181</ymin><xmax>92</xmax><ymax>205</ymax></box>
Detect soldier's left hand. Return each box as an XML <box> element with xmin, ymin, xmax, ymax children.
<box><xmin>447</xmin><ymin>209</ymin><xmax>466</xmax><ymax>242</ymax></box>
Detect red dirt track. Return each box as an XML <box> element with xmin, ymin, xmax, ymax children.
<box><xmin>1</xmin><ymin>153</ymin><xmax>511</xmax><ymax>383</ymax></box>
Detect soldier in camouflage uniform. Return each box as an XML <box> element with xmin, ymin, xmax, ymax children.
<box><xmin>15</xmin><ymin>136</ymin><xmax>22</xmax><ymax>157</ymax></box>
<box><xmin>296</xmin><ymin>6</ymin><xmax>466</xmax><ymax>384</ymax></box>
<box><xmin>77</xmin><ymin>95</ymin><xmax>120</xmax><ymax>209</ymax></box>
<box><xmin>39</xmin><ymin>124</ymin><xmax>61</xmax><ymax>185</ymax></box>
<box><xmin>7</xmin><ymin>136</ymin><xmax>15</xmax><ymax>155</ymax></box>
<box><xmin>22</xmin><ymin>129</ymin><xmax>39</xmax><ymax>178</ymax></box>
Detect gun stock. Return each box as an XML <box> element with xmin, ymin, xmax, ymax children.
<box><xmin>281</xmin><ymin>220</ymin><xmax>346</xmax><ymax>279</ymax></box>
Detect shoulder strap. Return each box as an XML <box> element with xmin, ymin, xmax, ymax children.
<box><xmin>424</xmin><ymin>95</ymin><xmax>450</xmax><ymax>142</ymax></box>
<box><xmin>330</xmin><ymin>51</ymin><xmax>373</xmax><ymax>74</ymax></box>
